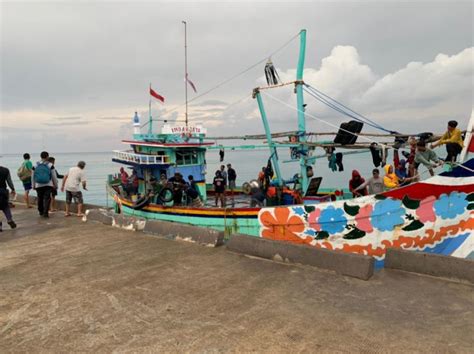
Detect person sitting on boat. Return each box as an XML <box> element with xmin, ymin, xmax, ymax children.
<box><xmin>414</xmin><ymin>141</ymin><xmax>442</xmax><ymax>177</ymax></box>
<box><xmin>186</xmin><ymin>175</ymin><xmax>203</xmax><ymax>207</ymax></box>
<box><xmin>354</xmin><ymin>168</ymin><xmax>384</xmax><ymax>195</ymax></box>
<box><xmin>430</xmin><ymin>120</ymin><xmax>464</xmax><ymax>163</ymax></box>
<box><xmin>384</xmin><ymin>162</ymin><xmax>417</xmax><ymax>189</ymax></box>
<box><xmin>120</xmin><ymin>167</ymin><xmax>130</xmax><ymax>195</ymax></box>
<box><xmin>146</xmin><ymin>177</ymin><xmax>161</xmax><ymax>202</ymax></box>
<box><xmin>257</xmin><ymin>167</ymin><xmax>265</xmax><ymax>187</ymax></box>
<box><xmin>250</xmin><ymin>186</ymin><xmax>265</xmax><ymax>207</ymax></box>
<box><xmin>383</xmin><ymin>164</ymin><xmax>400</xmax><ymax>189</ymax></box>
<box><xmin>168</xmin><ymin>172</ymin><xmax>185</xmax><ymax>206</ymax></box>
<box><xmin>393</xmin><ymin>149</ymin><xmax>408</xmax><ymax>180</ymax></box>
<box><xmin>403</xmin><ymin>137</ymin><xmax>417</xmax><ymax>178</ymax></box>
<box><xmin>128</xmin><ymin>170</ymin><xmax>139</xmax><ymax>195</ymax></box>
<box><xmin>349</xmin><ymin>170</ymin><xmax>367</xmax><ymax>197</ymax></box>
<box><xmin>213</xmin><ymin>170</ymin><xmax>226</xmax><ymax>208</ymax></box>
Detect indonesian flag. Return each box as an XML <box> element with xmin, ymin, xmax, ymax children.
<box><xmin>186</xmin><ymin>74</ymin><xmax>197</xmax><ymax>93</ymax></box>
<box><xmin>150</xmin><ymin>87</ymin><xmax>165</xmax><ymax>103</ymax></box>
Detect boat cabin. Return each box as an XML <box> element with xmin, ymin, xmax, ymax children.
<box><xmin>112</xmin><ymin>122</ymin><xmax>212</xmax><ymax>203</ymax></box>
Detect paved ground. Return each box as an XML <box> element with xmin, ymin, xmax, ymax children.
<box><xmin>1</xmin><ymin>205</ymin><xmax>473</xmax><ymax>352</ymax></box>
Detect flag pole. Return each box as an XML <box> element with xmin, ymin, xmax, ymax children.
<box><xmin>148</xmin><ymin>83</ymin><xmax>153</xmax><ymax>135</ymax></box>
<box><xmin>183</xmin><ymin>20</ymin><xmax>188</xmax><ymax>128</ymax></box>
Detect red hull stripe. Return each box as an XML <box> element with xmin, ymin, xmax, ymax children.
<box><xmin>383</xmin><ymin>182</ymin><xmax>474</xmax><ymax>200</ymax></box>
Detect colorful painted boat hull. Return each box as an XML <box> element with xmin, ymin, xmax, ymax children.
<box><xmin>111</xmin><ymin>159</ymin><xmax>474</xmax><ymax>265</ymax></box>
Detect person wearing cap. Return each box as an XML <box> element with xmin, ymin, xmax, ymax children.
<box><xmin>431</xmin><ymin>120</ymin><xmax>464</xmax><ymax>163</ymax></box>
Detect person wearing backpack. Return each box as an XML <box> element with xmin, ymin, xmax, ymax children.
<box><xmin>17</xmin><ymin>153</ymin><xmax>33</xmax><ymax>208</ymax></box>
<box><xmin>32</xmin><ymin>151</ymin><xmax>58</xmax><ymax>218</ymax></box>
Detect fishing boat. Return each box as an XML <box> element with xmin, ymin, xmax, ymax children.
<box><xmin>107</xmin><ymin>27</ymin><xmax>474</xmax><ymax>265</ymax></box>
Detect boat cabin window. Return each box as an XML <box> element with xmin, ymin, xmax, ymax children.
<box><xmin>176</xmin><ymin>150</ymin><xmax>199</xmax><ymax>165</ymax></box>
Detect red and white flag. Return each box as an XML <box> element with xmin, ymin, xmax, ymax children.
<box><xmin>150</xmin><ymin>87</ymin><xmax>165</xmax><ymax>103</ymax></box>
<box><xmin>186</xmin><ymin>74</ymin><xmax>197</xmax><ymax>93</ymax></box>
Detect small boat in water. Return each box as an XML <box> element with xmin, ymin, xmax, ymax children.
<box><xmin>107</xmin><ymin>28</ymin><xmax>474</xmax><ymax>265</ymax></box>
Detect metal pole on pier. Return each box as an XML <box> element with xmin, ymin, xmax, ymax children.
<box><xmin>183</xmin><ymin>20</ymin><xmax>189</xmax><ymax>128</ymax></box>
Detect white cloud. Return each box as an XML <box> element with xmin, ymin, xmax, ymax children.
<box><xmin>1</xmin><ymin>45</ymin><xmax>472</xmax><ymax>152</ymax></box>
<box><xmin>231</xmin><ymin>45</ymin><xmax>474</xmax><ymax>136</ymax></box>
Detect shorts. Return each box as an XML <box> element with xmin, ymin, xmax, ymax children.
<box><xmin>229</xmin><ymin>180</ymin><xmax>236</xmax><ymax>189</ymax></box>
<box><xmin>51</xmin><ymin>188</ymin><xmax>58</xmax><ymax>197</ymax></box>
<box><xmin>66</xmin><ymin>191</ymin><xmax>83</xmax><ymax>204</ymax></box>
<box><xmin>22</xmin><ymin>181</ymin><xmax>32</xmax><ymax>191</ymax></box>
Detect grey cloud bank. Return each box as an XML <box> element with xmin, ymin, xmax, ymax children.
<box><xmin>0</xmin><ymin>1</ymin><xmax>472</xmax><ymax>153</ymax></box>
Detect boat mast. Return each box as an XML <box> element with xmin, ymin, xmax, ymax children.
<box><xmin>183</xmin><ymin>20</ymin><xmax>189</xmax><ymax>128</ymax></box>
<box><xmin>296</xmin><ymin>29</ymin><xmax>308</xmax><ymax>193</ymax></box>
<box><xmin>148</xmin><ymin>82</ymin><xmax>152</xmax><ymax>135</ymax></box>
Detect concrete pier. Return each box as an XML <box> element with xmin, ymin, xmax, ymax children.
<box><xmin>1</xmin><ymin>205</ymin><xmax>473</xmax><ymax>352</ymax></box>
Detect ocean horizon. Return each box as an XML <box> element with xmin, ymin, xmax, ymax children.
<box><xmin>0</xmin><ymin>147</ymin><xmax>444</xmax><ymax>206</ymax></box>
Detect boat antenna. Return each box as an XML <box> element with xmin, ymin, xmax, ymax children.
<box><xmin>183</xmin><ymin>20</ymin><xmax>188</xmax><ymax>128</ymax></box>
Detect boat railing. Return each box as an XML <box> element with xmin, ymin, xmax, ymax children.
<box><xmin>113</xmin><ymin>150</ymin><xmax>171</xmax><ymax>165</ymax></box>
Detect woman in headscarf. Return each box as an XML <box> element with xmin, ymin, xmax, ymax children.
<box><xmin>349</xmin><ymin>170</ymin><xmax>367</xmax><ymax>197</ymax></box>
<box><xmin>383</xmin><ymin>164</ymin><xmax>400</xmax><ymax>189</ymax></box>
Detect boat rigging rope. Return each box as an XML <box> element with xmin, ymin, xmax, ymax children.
<box><xmin>260</xmin><ymin>90</ymin><xmax>390</xmax><ymax>149</ymax></box>
<box><xmin>163</xmin><ymin>31</ymin><xmax>301</xmax><ymax>121</ymax></box>
<box><xmin>450</xmin><ymin>162</ymin><xmax>474</xmax><ymax>173</ymax></box>
<box><xmin>303</xmin><ymin>84</ymin><xmax>398</xmax><ymax>134</ymax></box>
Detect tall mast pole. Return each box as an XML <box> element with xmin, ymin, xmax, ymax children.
<box><xmin>295</xmin><ymin>29</ymin><xmax>308</xmax><ymax>193</ymax></box>
<box><xmin>183</xmin><ymin>20</ymin><xmax>188</xmax><ymax>128</ymax></box>
<box><xmin>148</xmin><ymin>82</ymin><xmax>152</xmax><ymax>135</ymax></box>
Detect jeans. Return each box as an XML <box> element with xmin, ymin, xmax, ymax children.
<box><xmin>36</xmin><ymin>186</ymin><xmax>53</xmax><ymax>216</ymax></box>
<box><xmin>1</xmin><ymin>206</ymin><xmax>12</xmax><ymax>222</ymax></box>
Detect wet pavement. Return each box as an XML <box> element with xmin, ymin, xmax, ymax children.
<box><xmin>1</xmin><ymin>205</ymin><xmax>473</xmax><ymax>352</ymax></box>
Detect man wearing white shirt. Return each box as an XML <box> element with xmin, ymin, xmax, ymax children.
<box><xmin>61</xmin><ymin>161</ymin><xmax>87</xmax><ymax>217</ymax></box>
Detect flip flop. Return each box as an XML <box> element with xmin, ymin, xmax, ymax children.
<box><xmin>64</xmin><ymin>213</ymin><xmax>71</xmax><ymax>217</ymax></box>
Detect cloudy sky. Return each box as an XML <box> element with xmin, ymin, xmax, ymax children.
<box><xmin>1</xmin><ymin>0</ymin><xmax>473</xmax><ymax>154</ymax></box>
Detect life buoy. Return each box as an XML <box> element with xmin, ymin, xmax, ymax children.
<box><xmin>158</xmin><ymin>187</ymin><xmax>174</xmax><ymax>203</ymax></box>
<box><xmin>130</xmin><ymin>195</ymin><xmax>151</xmax><ymax>210</ymax></box>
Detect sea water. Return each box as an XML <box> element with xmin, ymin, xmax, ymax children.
<box><xmin>1</xmin><ymin>148</ymin><xmax>434</xmax><ymax>206</ymax></box>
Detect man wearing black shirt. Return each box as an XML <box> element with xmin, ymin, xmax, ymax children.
<box><xmin>213</xmin><ymin>170</ymin><xmax>226</xmax><ymax>207</ymax></box>
<box><xmin>0</xmin><ymin>165</ymin><xmax>17</xmax><ymax>231</ymax></box>
<box><xmin>227</xmin><ymin>164</ymin><xmax>237</xmax><ymax>206</ymax></box>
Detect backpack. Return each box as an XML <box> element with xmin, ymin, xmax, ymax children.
<box><xmin>17</xmin><ymin>162</ymin><xmax>32</xmax><ymax>181</ymax></box>
<box><xmin>34</xmin><ymin>163</ymin><xmax>52</xmax><ymax>184</ymax></box>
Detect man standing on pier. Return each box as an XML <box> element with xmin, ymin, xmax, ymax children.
<box><xmin>61</xmin><ymin>161</ymin><xmax>87</xmax><ymax>217</ymax></box>
<box><xmin>32</xmin><ymin>151</ymin><xmax>58</xmax><ymax>218</ymax></box>
<box><xmin>0</xmin><ymin>164</ymin><xmax>17</xmax><ymax>231</ymax></box>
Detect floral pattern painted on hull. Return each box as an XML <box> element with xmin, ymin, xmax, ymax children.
<box><xmin>258</xmin><ymin>191</ymin><xmax>474</xmax><ymax>260</ymax></box>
